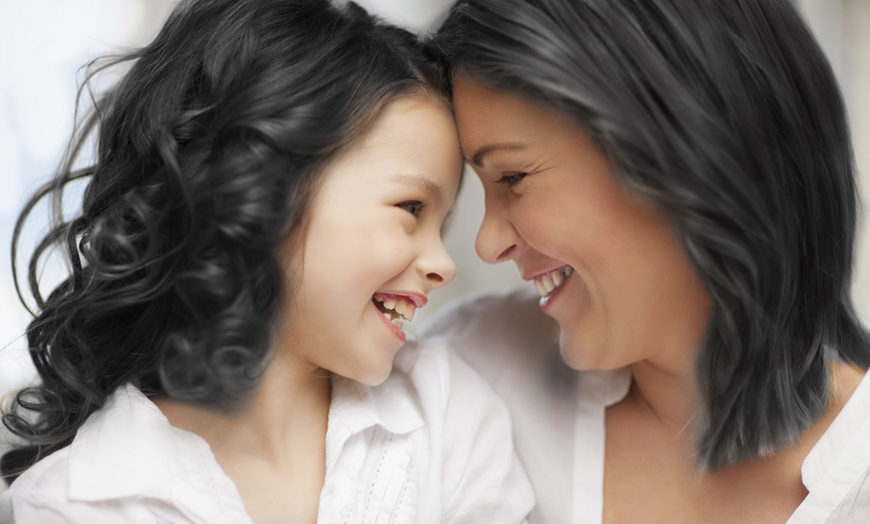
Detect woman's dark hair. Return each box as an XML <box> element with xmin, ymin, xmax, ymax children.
<box><xmin>3</xmin><ymin>0</ymin><xmax>442</xmax><ymax>484</ymax></box>
<box><xmin>431</xmin><ymin>0</ymin><xmax>870</xmax><ymax>469</ymax></box>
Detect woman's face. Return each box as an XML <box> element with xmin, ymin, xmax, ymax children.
<box><xmin>279</xmin><ymin>94</ymin><xmax>461</xmax><ymax>385</ymax></box>
<box><xmin>452</xmin><ymin>74</ymin><xmax>711</xmax><ymax>371</ymax></box>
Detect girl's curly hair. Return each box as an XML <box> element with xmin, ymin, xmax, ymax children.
<box><xmin>3</xmin><ymin>0</ymin><xmax>443</xmax><ymax>484</ymax></box>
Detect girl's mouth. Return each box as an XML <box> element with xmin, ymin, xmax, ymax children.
<box><xmin>372</xmin><ymin>293</ymin><xmax>417</xmax><ymax>332</ymax></box>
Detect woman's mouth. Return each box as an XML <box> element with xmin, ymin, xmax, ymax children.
<box><xmin>534</xmin><ymin>266</ymin><xmax>574</xmax><ymax>309</ymax></box>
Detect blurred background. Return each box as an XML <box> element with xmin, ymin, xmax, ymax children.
<box><xmin>1</xmin><ymin>0</ymin><xmax>868</xmax><ymax>405</ymax></box>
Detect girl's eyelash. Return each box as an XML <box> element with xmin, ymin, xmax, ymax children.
<box><xmin>397</xmin><ymin>200</ymin><xmax>425</xmax><ymax>217</ymax></box>
<box><xmin>495</xmin><ymin>172</ymin><xmax>528</xmax><ymax>188</ymax></box>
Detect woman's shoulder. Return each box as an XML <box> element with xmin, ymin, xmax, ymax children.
<box><xmin>794</xmin><ymin>364</ymin><xmax>870</xmax><ymax>521</ymax></box>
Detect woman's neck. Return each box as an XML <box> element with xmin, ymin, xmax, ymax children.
<box><xmin>627</xmin><ymin>357</ymin><xmax>701</xmax><ymax>435</ymax></box>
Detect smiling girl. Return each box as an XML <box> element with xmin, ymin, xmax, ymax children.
<box><xmin>0</xmin><ymin>1</ymin><xmax>532</xmax><ymax>522</ymax></box>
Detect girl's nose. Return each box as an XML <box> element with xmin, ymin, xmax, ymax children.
<box><xmin>421</xmin><ymin>241</ymin><xmax>456</xmax><ymax>288</ymax></box>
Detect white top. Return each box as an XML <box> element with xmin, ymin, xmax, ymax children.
<box><xmin>0</xmin><ymin>338</ymin><xmax>533</xmax><ymax>523</ymax></box>
<box><xmin>422</xmin><ymin>286</ymin><xmax>870</xmax><ymax>524</ymax></box>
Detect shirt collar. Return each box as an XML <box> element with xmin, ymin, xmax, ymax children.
<box><xmin>328</xmin><ymin>342</ymin><xmax>426</xmax><ymax>437</ymax></box>
<box><xmin>66</xmin><ymin>384</ymin><xmax>250</xmax><ymax>522</ymax></box>
<box><xmin>67</xmin><ymin>384</ymin><xmax>179</xmax><ymax>502</ymax></box>
<box><xmin>801</xmin><ymin>368</ymin><xmax>870</xmax><ymax>492</ymax></box>
<box><xmin>325</xmin><ymin>343</ymin><xmax>426</xmax><ymax>469</ymax></box>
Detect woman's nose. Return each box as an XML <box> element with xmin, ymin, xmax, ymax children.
<box><xmin>475</xmin><ymin>196</ymin><xmax>519</xmax><ymax>264</ymax></box>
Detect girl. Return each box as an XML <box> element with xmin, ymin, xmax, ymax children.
<box><xmin>425</xmin><ymin>0</ymin><xmax>870</xmax><ymax>522</ymax></box>
<box><xmin>0</xmin><ymin>0</ymin><xmax>533</xmax><ymax>522</ymax></box>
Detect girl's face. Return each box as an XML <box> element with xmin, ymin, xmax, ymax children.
<box><xmin>452</xmin><ymin>75</ymin><xmax>711</xmax><ymax>371</ymax></box>
<box><xmin>280</xmin><ymin>95</ymin><xmax>461</xmax><ymax>386</ymax></box>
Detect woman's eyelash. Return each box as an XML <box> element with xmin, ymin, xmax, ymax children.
<box><xmin>495</xmin><ymin>172</ymin><xmax>528</xmax><ymax>188</ymax></box>
<box><xmin>397</xmin><ymin>200</ymin><xmax>425</xmax><ymax>217</ymax></box>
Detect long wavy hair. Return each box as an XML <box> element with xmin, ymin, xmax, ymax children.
<box><xmin>431</xmin><ymin>0</ymin><xmax>870</xmax><ymax>469</ymax></box>
<box><xmin>2</xmin><ymin>0</ymin><xmax>442</xmax><ymax>484</ymax></box>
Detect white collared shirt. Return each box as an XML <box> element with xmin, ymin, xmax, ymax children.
<box><xmin>0</xmin><ymin>337</ymin><xmax>534</xmax><ymax>523</ymax></box>
<box><xmin>422</xmin><ymin>286</ymin><xmax>870</xmax><ymax>523</ymax></box>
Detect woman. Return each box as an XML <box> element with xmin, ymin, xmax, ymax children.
<box><xmin>424</xmin><ymin>0</ymin><xmax>870</xmax><ymax>521</ymax></box>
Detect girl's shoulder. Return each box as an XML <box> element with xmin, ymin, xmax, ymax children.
<box><xmin>0</xmin><ymin>385</ymin><xmax>250</xmax><ymax>523</ymax></box>
<box><xmin>0</xmin><ymin>440</ymin><xmax>74</xmax><ymax>521</ymax></box>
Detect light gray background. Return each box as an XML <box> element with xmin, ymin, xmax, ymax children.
<box><xmin>1</xmin><ymin>0</ymin><xmax>868</xmax><ymax>402</ymax></box>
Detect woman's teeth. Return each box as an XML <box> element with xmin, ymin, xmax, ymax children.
<box><xmin>534</xmin><ymin>266</ymin><xmax>573</xmax><ymax>298</ymax></box>
<box><xmin>373</xmin><ymin>295</ymin><xmax>417</xmax><ymax>328</ymax></box>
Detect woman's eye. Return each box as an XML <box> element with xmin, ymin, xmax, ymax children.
<box><xmin>495</xmin><ymin>171</ymin><xmax>528</xmax><ymax>189</ymax></box>
<box><xmin>397</xmin><ymin>200</ymin><xmax>425</xmax><ymax>217</ymax></box>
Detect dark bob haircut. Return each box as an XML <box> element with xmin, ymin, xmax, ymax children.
<box><xmin>3</xmin><ymin>0</ymin><xmax>442</xmax><ymax>484</ymax></box>
<box><xmin>431</xmin><ymin>0</ymin><xmax>870</xmax><ymax>469</ymax></box>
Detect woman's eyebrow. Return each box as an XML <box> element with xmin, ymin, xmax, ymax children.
<box><xmin>466</xmin><ymin>143</ymin><xmax>526</xmax><ymax>167</ymax></box>
<box><xmin>392</xmin><ymin>173</ymin><xmax>445</xmax><ymax>202</ymax></box>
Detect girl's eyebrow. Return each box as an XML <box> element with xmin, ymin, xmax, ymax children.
<box><xmin>392</xmin><ymin>174</ymin><xmax>445</xmax><ymax>203</ymax></box>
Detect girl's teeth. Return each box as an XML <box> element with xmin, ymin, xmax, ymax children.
<box><xmin>552</xmin><ymin>271</ymin><xmax>564</xmax><ymax>288</ymax></box>
<box><xmin>373</xmin><ymin>295</ymin><xmax>419</xmax><ymax>322</ymax></box>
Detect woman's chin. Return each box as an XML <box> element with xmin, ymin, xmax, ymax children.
<box><xmin>558</xmin><ymin>330</ymin><xmax>612</xmax><ymax>371</ymax></box>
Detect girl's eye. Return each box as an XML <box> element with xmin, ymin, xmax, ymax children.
<box><xmin>397</xmin><ymin>200</ymin><xmax>425</xmax><ymax>217</ymax></box>
<box><xmin>495</xmin><ymin>171</ymin><xmax>528</xmax><ymax>189</ymax></box>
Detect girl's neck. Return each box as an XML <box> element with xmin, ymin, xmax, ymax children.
<box><xmin>154</xmin><ymin>344</ymin><xmax>332</xmax><ymax>523</ymax></box>
<box><xmin>154</xmin><ymin>349</ymin><xmax>332</xmax><ymax>466</ymax></box>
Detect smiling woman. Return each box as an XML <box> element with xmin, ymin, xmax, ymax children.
<box><xmin>424</xmin><ymin>0</ymin><xmax>870</xmax><ymax>522</ymax></box>
<box><xmin>452</xmin><ymin>77</ymin><xmax>712</xmax><ymax>372</ymax></box>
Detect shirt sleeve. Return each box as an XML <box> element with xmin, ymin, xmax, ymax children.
<box><xmin>436</xmin><ymin>343</ymin><xmax>535</xmax><ymax>523</ymax></box>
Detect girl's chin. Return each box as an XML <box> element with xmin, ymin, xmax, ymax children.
<box><xmin>350</xmin><ymin>369</ymin><xmax>392</xmax><ymax>387</ymax></box>
<box><xmin>341</xmin><ymin>358</ymin><xmax>395</xmax><ymax>387</ymax></box>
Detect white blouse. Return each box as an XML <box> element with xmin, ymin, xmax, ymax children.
<box><xmin>0</xmin><ymin>338</ymin><xmax>534</xmax><ymax>523</ymax></box>
<box><xmin>422</xmin><ymin>286</ymin><xmax>870</xmax><ymax>523</ymax></box>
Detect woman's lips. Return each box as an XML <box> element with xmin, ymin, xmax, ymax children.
<box><xmin>534</xmin><ymin>266</ymin><xmax>574</xmax><ymax>311</ymax></box>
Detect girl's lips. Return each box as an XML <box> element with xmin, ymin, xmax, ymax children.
<box><xmin>370</xmin><ymin>300</ymin><xmax>406</xmax><ymax>342</ymax></box>
<box><xmin>372</xmin><ymin>291</ymin><xmax>427</xmax><ymax>307</ymax></box>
